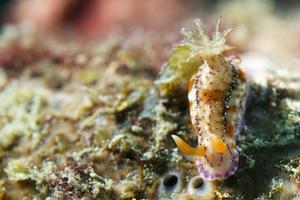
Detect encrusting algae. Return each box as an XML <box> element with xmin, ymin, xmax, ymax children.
<box><xmin>0</xmin><ymin>12</ymin><xmax>300</xmax><ymax>200</ymax></box>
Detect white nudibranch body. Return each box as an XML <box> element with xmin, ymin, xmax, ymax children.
<box><xmin>172</xmin><ymin>19</ymin><xmax>248</xmax><ymax>180</ymax></box>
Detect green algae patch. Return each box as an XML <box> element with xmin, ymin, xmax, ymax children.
<box><xmin>0</xmin><ymin>24</ymin><xmax>192</xmax><ymax>199</ymax></box>
<box><xmin>0</xmin><ymin>80</ymin><xmax>50</xmax><ymax>149</ymax></box>
<box><xmin>155</xmin><ymin>45</ymin><xmax>201</xmax><ymax>96</ymax></box>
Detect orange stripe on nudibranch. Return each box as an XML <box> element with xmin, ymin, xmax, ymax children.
<box><xmin>188</xmin><ymin>100</ymin><xmax>193</xmax><ymax>109</ymax></box>
<box><xmin>200</xmin><ymin>89</ymin><xmax>224</xmax><ymax>103</ymax></box>
<box><xmin>238</xmin><ymin>68</ymin><xmax>247</xmax><ymax>83</ymax></box>
<box><xmin>226</xmin><ymin>123</ymin><xmax>235</xmax><ymax>138</ymax></box>
<box><xmin>188</xmin><ymin>78</ymin><xmax>195</xmax><ymax>92</ymax></box>
<box><xmin>229</xmin><ymin>105</ymin><xmax>238</xmax><ymax>113</ymax></box>
<box><xmin>192</xmin><ymin>125</ymin><xmax>199</xmax><ymax>134</ymax></box>
<box><xmin>211</xmin><ymin>134</ymin><xmax>227</xmax><ymax>153</ymax></box>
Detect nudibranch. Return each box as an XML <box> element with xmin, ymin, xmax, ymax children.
<box><xmin>172</xmin><ymin>19</ymin><xmax>248</xmax><ymax>180</ymax></box>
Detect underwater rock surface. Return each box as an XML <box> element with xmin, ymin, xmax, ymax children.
<box><xmin>0</xmin><ymin>21</ymin><xmax>300</xmax><ymax>200</ymax></box>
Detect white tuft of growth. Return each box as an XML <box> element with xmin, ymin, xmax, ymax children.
<box><xmin>178</xmin><ymin>18</ymin><xmax>232</xmax><ymax>60</ymax></box>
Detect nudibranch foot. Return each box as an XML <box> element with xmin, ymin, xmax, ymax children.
<box><xmin>196</xmin><ymin>148</ymin><xmax>239</xmax><ymax>181</ymax></box>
